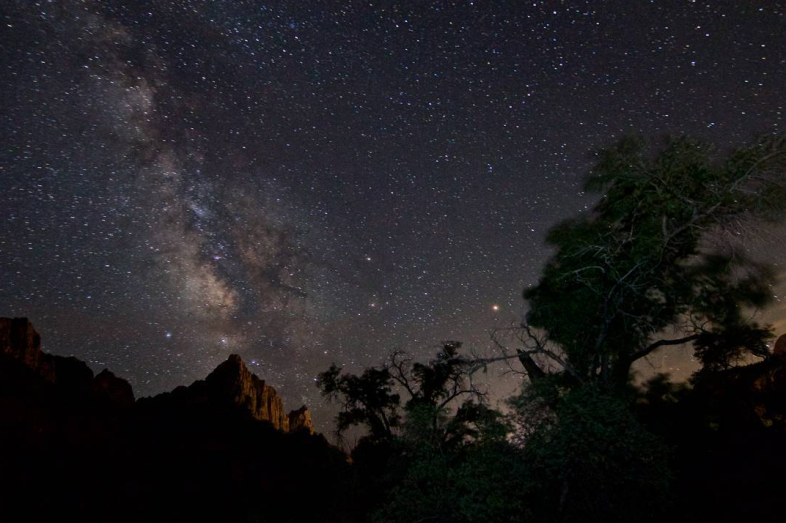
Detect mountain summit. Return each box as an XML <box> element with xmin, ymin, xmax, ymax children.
<box><xmin>0</xmin><ymin>317</ymin><xmax>313</xmax><ymax>433</ymax></box>
<box><xmin>147</xmin><ymin>352</ymin><xmax>314</xmax><ymax>434</ymax></box>
<box><xmin>0</xmin><ymin>318</ymin><xmax>345</xmax><ymax>522</ymax></box>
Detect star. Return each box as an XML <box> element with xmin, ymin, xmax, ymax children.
<box><xmin>1</xmin><ymin>1</ymin><xmax>783</xmax><ymax>433</ymax></box>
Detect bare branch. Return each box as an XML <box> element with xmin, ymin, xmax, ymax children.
<box><xmin>630</xmin><ymin>334</ymin><xmax>700</xmax><ymax>362</ymax></box>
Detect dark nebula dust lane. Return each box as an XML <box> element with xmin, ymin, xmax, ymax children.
<box><xmin>1</xmin><ymin>1</ymin><xmax>784</xmax><ymax>430</ymax></box>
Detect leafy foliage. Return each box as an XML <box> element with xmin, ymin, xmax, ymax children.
<box><xmin>375</xmin><ymin>439</ymin><xmax>530</xmax><ymax>523</ymax></box>
<box><xmin>515</xmin><ymin>384</ymin><xmax>671</xmax><ymax>523</ymax></box>
<box><xmin>316</xmin><ymin>364</ymin><xmax>402</xmax><ymax>440</ymax></box>
<box><xmin>318</xmin><ymin>134</ymin><xmax>786</xmax><ymax>523</ymax></box>
<box><xmin>316</xmin><ymin>342</ymin><xmax>486</xmax><ymax>443</ymax></box>
<box><xmin>375</xmin><ymin>386</ymin><xmax>527</xmax><ymax>523</ymax></box>
<box><xmin>319</xmin><ymin>344</ymin><xmax>530</xmax><ymax>522</ymax></box>
<box><xmin>523</xmin><ymin>135</ymin><xmax>786</xmax><ymax>385</ymax></box>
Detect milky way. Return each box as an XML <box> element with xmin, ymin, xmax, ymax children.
<box><xmin>1</xmin><ymin>1</ymin><xmax>784</xmax><ymax>430</ymax></box>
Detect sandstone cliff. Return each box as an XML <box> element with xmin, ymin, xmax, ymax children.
<box><xmin>0</xmin><ymin>318</ymin><xmax>314</xmax><ymax>433</ymax></box>
<box><xmin>0</xmin><ymin>318</ymin><xmax>345</xmax><ymax>523</ymax></box>
<box><xmin>205</xmin><ymin>353</ymin><xmax>291</xmax><ymax>430</ymax></box>
<box><xmin>151</xmin><ymin>353</ymin><xmax>315</xmax><ymax>434</ymax></box>
<box><xmin>92</xmin><ymin>368</ymin><xmax>135</xmax><ymax>406</ymax></box>
<box><xmin>774</xmin><ymin>334</ymin><xmax>786</xmax><ymax>357</ymax></box>
<box><xmin>288</xmin><ymin>404</ymin><xmax>315</xmax><ymax>435</ymax></box>
<box><xmin>0</xmin><ymin>317</ymin><xmax>133</xmax><ymax>401</ymax></box>
<box><xmin>0</xmin><ymin>317</ymin><xmax>54</xmax><ymax>380</ymax></box>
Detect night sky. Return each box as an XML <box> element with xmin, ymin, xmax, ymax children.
<box><xmin>2</xmin><ymin>1</ymin><xmax>784</xmax><ymax>430</ymax></box>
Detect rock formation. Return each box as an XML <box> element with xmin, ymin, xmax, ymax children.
<box><xmin>773</xmin><ymin>334</ymin><xmax>786</xmax><ymax>357</ymax></box>
<box><xmin>0</xmin><ymin>317</ymin><xmax>55</xmax><ymax>380</ymax></box>
<box><xmin>0</xmin><ymin>318</ymin><xmax>313</xmax><ymax>433</ymax></box>
<box><xmin>288</xmin><ymin>405</ymin><xmax>315</xmax><ymax>435</ymax></box>
<box><xmin>0</xmin><ymin>317</ymin><xmax>134</xmax><ymax>402</ymax></box>
<box><xmin>0</xmin><ymin>319</ymin><xmax>343</xmax><ymax>523</ymax></box>
<box><xmin>92</xmin><ymin>369</ymin><xmax>135</xmax><ymax>405</ymax></box>
<box><xmin>204</xmin><ymin>353</ymin><xmax>292</xmax><ymax>430</ymax></box>
<box><xmin>151</xmin><ymin>353</ymin><xmax>315</xmax><ymax>434</ymax></box>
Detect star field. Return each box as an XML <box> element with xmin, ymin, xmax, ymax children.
<box><xmin>1</xmin><ymin>1</ymin><xmax>784</xmax><ymax>430</ymax></box>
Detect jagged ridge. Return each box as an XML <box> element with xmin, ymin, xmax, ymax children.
<box><xmin>0</xmin><ymin>317</ymin><xmax>134</xmax><ymax>403</ymax></box>
<box><xmin>157</xmin><ymin>352</ymin><xmax>314</xmax><ymax>433</ymax></box>
<box><xmin>0</xmin><ymin>317</ymin><xmax>313</xmax><ymax>433</ymax></box>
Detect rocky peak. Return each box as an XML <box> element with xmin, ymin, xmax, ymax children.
<box><xmin>773</xmin><ymin>334</ymin><xmax>786</xmax><ymax>357</ymax></box>
<box><xmin>202</xmin><ymin>354</ymin><xmax>315</xmax><ymax>433</ymax></box>
<box><xmin>204</xmin><ymin>354</ymin><xmax>291</xmax><ymax>431</ymax></box>
<box><xmin>0</xmin><ymin>320</ymin><xmax>314</xmax><ymax>433</ymax></box>
<box><xmin>288</xmin><ymin>405</ymin><xmax>315</xmax><ymax>435</ymax></box>
<box><xmin>0</xmin><ymin>317</ymin><xmax>54</xmax><ymax>379</ymax></box>
<box><xmin>0</xmin><ymin>318</ymin><xmax>133</xmax><ymax>403</ymax></box>
<box><xmin>92</xmin><ymin>369</ymin><xmax>135</xmax><ymax>405</ymax></box>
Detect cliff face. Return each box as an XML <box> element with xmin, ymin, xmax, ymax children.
<box><xmin>0</xmin><ymin>317</ymin><xmax>54</xmax><ymax>380</ymax></box>
<box><xmin>92</xmin><ymin>369</ymin><xmax>135</xmax><ymax>406</ymax></box>
<box><xmin>0</xmin><ymin>319</ymin><xmax>345</xmax><ymax>523</ymax></box>
<box><xmin>158</xmin><ymin>353</ymin><xmax>315</xmax><ymax>434</ymax></box>
<box><xmin>205</xmin><ymin>354</ymin><xmax>292</xmax><ymax>431</ymax></box>
<box><xmin>0</xmin><ymin>318</ymin><xmax>313</xmax><ymax>433</ymax></box>
<box><xmin>288</xmin><ymin>405</ymin><xmax>315</xmax><ymax>435</ymax></box>
<box><xmin>0</xmin><ymin>317</ymin><xmax>133</xmax><ymax>401</ymax></box>
<box><xmin>774</xmin><ymin>334</ymin><xmax>786</xmax><ymax>357</ymax></box>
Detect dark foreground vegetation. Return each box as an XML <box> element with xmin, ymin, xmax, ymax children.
<box><xmin>2</xmin><ymin>134</ymin><xmax>786</xmax><ymax>522</ymax></box>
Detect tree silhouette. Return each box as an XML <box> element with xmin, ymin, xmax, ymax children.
<box><xmin>316</xmin><ymin>342</ymin><xmax>487</xmax><ymax>443</ymax></box>
<box><xmin>505</xmin><ymin>135</ymin><xmax>786</xmax><ymax>387</ymax></box>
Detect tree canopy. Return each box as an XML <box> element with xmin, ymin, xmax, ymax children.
<box><xmin>316</xmin><ymin>342</ymin><xmax>489</xmax><ymax>443</ymax></box>
<box><xmin>316</xmin><ymin>134</ymin><xmax>786</xmax><ymax>523</ymax></box>
<box><xmin>317</xmin><ymin>343</ymin><xmax>521</xmax><ymax>523</ymax></box>
<box><xmin>516</xmin><ymin>135</ymin><xmax>786</xmax><ymax>386</ymax></box>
